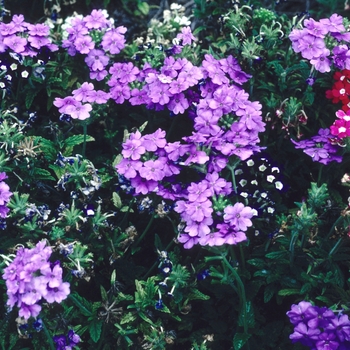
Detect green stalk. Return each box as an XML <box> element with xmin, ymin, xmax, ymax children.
<box><xmin>82</xmin><ymin>121</ymin><xmax>87</xmax><ymax>158</ymax></box>
<box><xmin>42</xmin><ymin>319</ymin><xmax>56</xmax><ymax>350</ymax></box>
<box><xmin>328</xmin><ymin>237</ymin><xmax>343</xmax><ymax>257</ymax></box>
<box><xmin>132</xmin><ymin>213</ymin><xmax>156</xmax><ymax>252</ymax></box>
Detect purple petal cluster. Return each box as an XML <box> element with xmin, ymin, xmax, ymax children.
<box><xmin>2</xmin><ymin>240</ymin><xmax>70</xmax><ymax>319</ymax></box>
<box><xmin>53</xmin><ymin>329</ymin><xmax>81</xmax><ymax>350</ymax></box>
<box><xmin>291</xmin><ymin>128</ymin><xmax>343</xmax><ymax>165</ymax></box>
<box><xmin>0</xmin><ymin>14</ymin><xmax>58</xmax><ymax>56</ymax></box>
<box><xmin>287</xmin><ymin>301</ymin><xmax>350</xmax><ymax>349</ymax></box>
<box><xmin>0</xmin><ymin>172</ymin><xmax>12</xmax><ymax>218</ymax></box>
<box><xmin>290</xmin><ymin>14</ymin><xmax>350</xmax><ymax>72</ymax></box>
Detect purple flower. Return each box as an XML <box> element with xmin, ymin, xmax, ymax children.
<box><xmin>177</xmin><ymin>234</ymin><xmax>199</xmax><ymax>249</ymax></box>
<box><xmin>65</xmin><ymin>102</ymin><xmax>92</xmax><ymax>120</ymax></box>
<box><xmin>121</xmin><ymin>130</ymin><xmax>146</xmax><ymax>160</ymax></box>
<box><xmin>310</xmin><ymin>49</ymin><xmax>331</xmax><ymax>72</ymax></box>
<box><xmin>45</xmin><ymin>282</ymin><xmax>70</xmax><ymax>303</ymax></box>
<box><xmin>3</xmin><ymin>35</ymin><xmax>27</xmax><ymax>53</ymax></box>
<box><xmin>319</xmin><ymin>14</ymin><xmax>345</xmax><ymax>33</ymax></box>
<box><xmin>223</xmin><ymin>203</ymin><xmax>253</xmax><ymax>231</ymax></box>
<box><xmin>72</xmin><ymin>82</ymin><xmax>95</xmax><ymax>102</ymax></box>
<box><xmin>139</xmin><ymin>159</ymin><xmax>166</xmax><ymax>181</ymax></box>
<box><xmin>74</xmin><ymin>35</ymin><xmax>95</xmax><ymax>54</ymax></box>
<box><xmin>0</xmin><ymin>181</ymin><xmax>12</xmax><ymax>205</ymax></box>
<box><xmin>315</xmin><ymin>332</ymin><xmax>339</xmax><ymax>350</ymax></box>
<box><xmin>289</xmin><ymin>322</ymin><xmax>321</xmax><ymax>347</ymax></box>
<box><xmin>85</xmin><ymin>49</ymin><xmax>109</xmax><ymax>71</ymax></box>
<box><xmin>142</xmin><ymin>128</ymin><xmax>167</xmax><ymax>152</ymax></box>
<box><xmin>176</xmin><ymin>26</ymin><xmax>196</xmax><ymax>46</ymax></box>
<box><xmin>101</xmin><ymin>27</ymin><xmax>127</xmax><ymax>54</ymax></box>
<box><xmin>84</xmin><ymin>9</ymin><xmax>110</xmax><ymax>29</ymax></box>
<box><xmin>287</xmin><ymin>301</ymin><xmax>314</xmax><ymax>325</ymax></box>
<box><xmin>167</xmin><ymin>93</ymin><xmax>189</xmax><ymax>115</ymax></box>
<box><xmin>329</xmin><ymin>314</ymin><xmax>350</xmax><ymax>342</ymax></box>
<box><xmin>298</xmin><ymin>35</ymin><xmax>326</xmax><ymax>60</ymax></box>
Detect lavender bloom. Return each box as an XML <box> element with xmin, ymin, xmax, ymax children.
<box><xmin>223</xmin><ymin>203</ymin><xmax>254</xmax><ymax>231</ymax></box>
<box><xmin>287</xmin><ymin>301</ymin><xmax>350</xmax><ymax>349</ymax></box>
<box><xmin>291</xmin><ymin>128</ymin><xmax>343</xmax><ymax>165</ymax></box>
<box><xmin>2</xmin><ymin>241</ymin><xmax>70</xmax><ymax>319</ymax></box>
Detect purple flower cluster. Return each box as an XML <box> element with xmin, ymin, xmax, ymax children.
<box><xmin>290</xmin><ymin>14</ymin><xmax>350</xmax><ymax>72</ymax></box>
<box><xmin>53</xmin><ymin>329</ymin><xmax>81</xmax><ymax>350</ymax></box>
<box><xmin>0</xmin><ymin>172</ymin><xmax>12</xmax><ymax>218</ymax></box>
<box><xmin>61</xmin><ymin>9</ymin><xmax>126</xmax><ymax>81</ymax></box>
<box><xmin>3</xmin><ymin>240</ymin><xmax>70</xmax><ymax>319</ymax></box>
<box><xmin>116</xmin><ymin>127</ymin><xmax>256</xmax><ymax>249</ymax></box>
<box><xmin>0</xmin><ymin>14</ymin><xmax>58</xmax><ymax>55</ymax></box>
<box><xmin>291</xmin><ymin>128</ymin><xmax>343</xmax><ymax>165</ymax></box>
<box><xmin>287</xmin><ymin>301</ymin><xmax>350</xmax><ymax>349</ymax></box>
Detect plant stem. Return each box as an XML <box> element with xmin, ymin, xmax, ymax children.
<box><xmin>42</xmin><ymin>319</ymin><xmax>56</xmax><ymax>350</ymax></box>
<box><xmin>82</xmin><ymin>121</ymin><xmax>87</xmax><ymax>158</ymax></box>
<box><xmin>132</xmin><ymin>213</ymin><xmax>156</xmax><ymax>252</ymax></box>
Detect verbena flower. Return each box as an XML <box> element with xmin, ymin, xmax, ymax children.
<box><xmin>3</xmin><ymin>241</ymin><xmax>70</xmax><ymax>319</ymax></box>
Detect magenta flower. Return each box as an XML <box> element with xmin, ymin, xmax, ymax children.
<box><xmin>223</xmin><ymin>203</ymin><xmax>253</xmax><ymax>231</ymax></box>
<box><xmin>0</xmin><ymin>181</ymin><xmax>12</xmax><ymax>206</ymax></box>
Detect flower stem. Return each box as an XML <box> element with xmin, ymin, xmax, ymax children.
<box><xmin>82</xmin><ymin>121</ymin><xmax>87</xmax><ymax>158</ymax></box>
<box><xmin>42</xmin><ymin>319</ymin><xmax>56</xmax><ymax>350</ymax></box>
<box><xmin>132</xmin><ymin>213</ymin><xmax>156</xmax><ymax>254</ymax></box>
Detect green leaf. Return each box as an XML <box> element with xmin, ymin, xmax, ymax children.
<box><xmin>63</xmin><ymin>134</ymin><xmax>95</xmax><ymax>149</ymax></box>
<box><xmin>137</xmin><ymin>1</ymin><xmax>149</xmax><ymax>15</ymax></box>
<box><xmin>277</xmin><ymin>288</ymin><xmax>300</xmax><ymax>296</ymax></box>
<box><xmin>69</xmin><ymin>293</ymin><xmax>93</xmax><ymax>317</ymax></box>
<box><xmin>247</xmin><ymin>258</ymin><xmax>265</xmax><ymax>268</ymax></box>
<box><xmin>187</xmin><ymin>288</ymin><xmax>210</xmax><ymax>301</ymax></box>
<box><xmin>100</xmin><ymin>285</ymin><xmax>108</xmax><ymax>303</ymax></box>
<box><xmin>265</xmin><ymin>251</ymin><xmax>289</xmax><ymax>260</ymax></box>
<box><xmin>233</xmin><ymin>333</ymin><xmax>251</xmax><ymax>350</ymax></box>
<box><xmin>264</xmin><ymin>284</ymin><xmax>276</xmax><ymax>303</ymax></box>
<box><xmin>112</xmin><ymin>192</ymin><xmax>122</xmax><ymax>209</ymax></box>
<box><xmin>32</xmin><ymin>168</ymin><xmax>55</xmax><ymax>181</ymax></box>
<box><xmin>25</xmin><ymin>89</ymin><xmax>39</xmax><ymax>109</ymax></box>
<box><xmin>89</xmin><ymin>319</ymin><xmax>103</xmax><ymax>343</ymax></box>
<box><xmin>120</xmin><ymin>312</ymin><xmax>137</xmax><ymax>325</ymax></box>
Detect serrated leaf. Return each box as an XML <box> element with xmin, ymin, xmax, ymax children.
<box><xmin>265</xmin><ymin>251</ymin><xmax>289</xmax><ymax>260</ymax></box>
<box><xmin>233</xmin><ymin>333</ymin><xmax>251</xmax><ymax>350</ymax></box>
<box><xmin>112</xmin><ymin>192</ymin><xmax>122</xmax><ymax>208</ymax></box>
<box><xmin>32</xmin><ymin>168</ymin><xmax>55</xmax><ymax>181</ymax></box>
<box><xmin>69</xmin><ymin>293</ymin><xmax>92</xmax><ymax>317</ymax></box>
<box><xmin>63</xmin><ymin>134</ymin><xmax>95</xmax><ymax>148</ymax></box>
<box><xmin>38</xmin><ymin>137</ymin><xmax>57</xmax><ymax>162</ymax></box>
<box><xmin>25</xmin><ymin>89</ymin><xmax>39</xmax><ymax>109</ymax></box>
<box><xmin>188</xmin><ymin>289</ymin><xmax>210</xmax><ymax>301</ymax></box>
<box><xmin>100</xmin><ymin>285</ymin><xmax>108</xmax><ymax>303</ymax></box>
<box><xmin>247</xmin><ymin>258</ymin><xmax>265</xmax><ymax>268</ymax></box>
<box><xmin>264</xmin><ymin>284</ymin><xmax>276</xmax><ymax>303</ymax></box>
<box><xmin>277</xmin><ymin>288</ymin><xmax>300</xmax><ymax>296</ymax></box>
<box><xmin>89</xmin><ymin>319</ymin><xmax>103</xmax><ymax>343</ymax></box>
<box><xmin>120</xmin><ymin>312</ymin><xmax>137</xmax><ymax>325</ymax></box>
